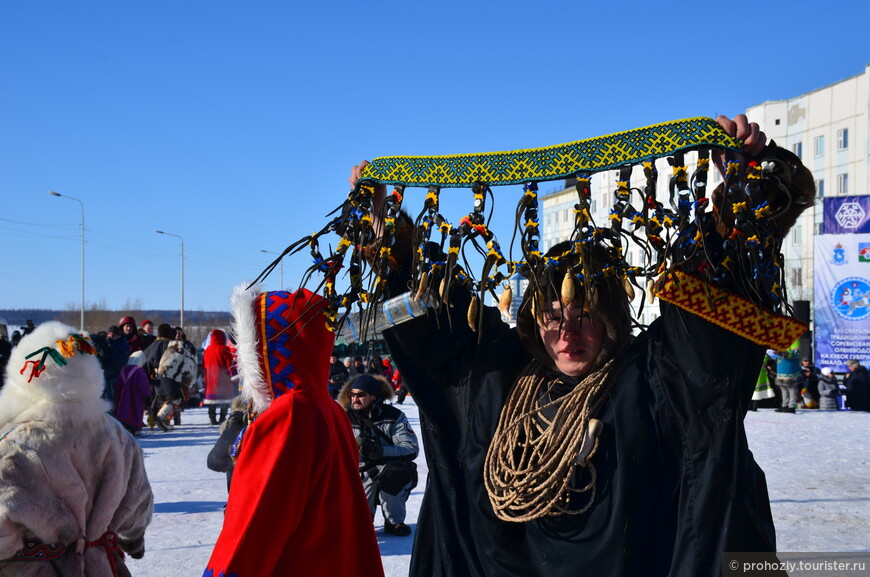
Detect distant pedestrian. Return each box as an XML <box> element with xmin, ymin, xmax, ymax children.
<box><xmin>203</xmin><ymin>329</ymin><xmax>237</xmax><ymax>425</ymax></box>
<box><xmin>770</xmin><ymin>340</ymin><xmax>801</xmax><ymax>413</ymax></box>
<box><xmin>91</xmin><ymin>325</ymin><xmax>130</xmax><ymax>406</ymax></box>
<box><xmin>328</xmin><ymin>350</ymin><xmax>349</xmax><ymax>400</ymax></box>
<box><xmin>817</xmin><ymin>368</ymin><xmax>840</xmax><ymax>411</ymax></box>
<box><xmin>140</xmin><ymin>319</ymin><xmax>157</xmax><ymax>349</ymax></box>
<box><xmin>113</xmin><ymin>350</ymin><xmax>152</xmax><ymax>434</ymax></box>
<box><xmin>119</xmin><ymin>315</ymin><xmax>146</xmax><ymax>353</ymax></box>
<box><xmin>844</xmin><ymin>359</ymin><xmax>870</xmax><ymax>412</ymax></box>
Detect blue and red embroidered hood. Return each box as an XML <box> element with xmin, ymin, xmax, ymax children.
<box><xmin>231</xmin><ymin>284</ymin><xmax>333</xmax><ymax>417</ymax></box>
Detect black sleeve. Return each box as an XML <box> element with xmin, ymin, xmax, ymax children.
<box><xmin>207</xmin><ymin>412</ymin><xmax>245</xmax><ymax>473</ymax></box>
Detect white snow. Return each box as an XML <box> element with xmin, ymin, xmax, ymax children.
<box><xmin>127</xmin><ymin>400</ymin><xmax>869</xmax><ymax>577</ymax></box>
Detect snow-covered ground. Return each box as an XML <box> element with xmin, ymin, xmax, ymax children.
<box><xmin>127</xmin><ymin>400</ymin><xmax>869</xmax><ymax>577</ymax></box>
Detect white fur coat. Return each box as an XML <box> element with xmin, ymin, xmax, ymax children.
<box><xmin>0</xmin><ymin>322</ymin><xmax>153</xmax><ymax>575</ymax></box>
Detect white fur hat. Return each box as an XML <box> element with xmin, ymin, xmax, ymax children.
<box><xmin>0</xmin><ymin>321</ymin><xmax>108</xmax><ymax>427</ymax></box>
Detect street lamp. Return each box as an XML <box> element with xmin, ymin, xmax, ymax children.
<box><xmin>156</xmin><ymin>230</ymin><xmax>184</xmax><ymax>328</ymax></box>
<box><xmin>260</xmin><ymin>249</ymin><xmax>284</xmax><ymax>290</ymax></box>
<box><xmin>49</xmin><ymin>191</ymin><xmax>85</xmax><ymax>331</ymax></box>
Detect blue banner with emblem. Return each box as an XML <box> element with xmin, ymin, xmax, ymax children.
<box><xmin>813</xmin><ymin>233</ymin><xmax>870</xmax><ymax>372</ymax></box>
<box><xmin>823</xmin><ymin>196</ymin><xmax>870</xmax><ymax>234</ymax></box>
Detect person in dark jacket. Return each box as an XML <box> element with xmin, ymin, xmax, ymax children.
<box><xmin>90</xmin><ymin>325</ymin><xmax>130</xmax><ymax>405</ymax></box>
<box><xmin>844</xmin><ymin>359</ymin><xmax>870</xmax><ymax>412</ymax></box>
<box><xmin>347</xmin><ymin>115</ymin><xmax>814</xmax><ymax>577</ymax></box>
<box><xmin>339</xmin><ymin>373</ymin><xmax>419</xmax><ymax>536</ymax></box>
<box><xmin>119</xmin><ymin>315</ymin><xmax>145</xmax><ymax>353</ymax></box>
<box><xmin>328</xmin><ymin>351</ymin><xmax>349</xmax><ymax>400</ymax></box>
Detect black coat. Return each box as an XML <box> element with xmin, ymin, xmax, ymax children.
<box><xmin>383</xmin><ymin>290</ymin><xmax>775</xmax><ymax>577</ymax></box>
<box><xmin>845</xmin><ymin>366</ymin><xmax>870</xmax><ymax>412</ymax></box>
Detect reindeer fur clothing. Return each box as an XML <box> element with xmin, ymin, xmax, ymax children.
<box><xmin>0</xmin><ymin>322</ymin><xmax>153</xmax><ymax>577</ymax></box>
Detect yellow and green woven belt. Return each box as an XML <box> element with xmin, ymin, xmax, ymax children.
<box><xmin>359</xmin><ymin>117</ymin><xmax>742</xmax><ymax>187</ymax></box>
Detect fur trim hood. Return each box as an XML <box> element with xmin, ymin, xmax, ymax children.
<box><xmin>0</xmin><ymin>321</ymin><xmax>109</xmax><ymax>428</ymax></box>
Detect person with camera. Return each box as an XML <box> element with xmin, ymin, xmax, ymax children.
<box><xmin>340</xmin><ymin>373</ymin><xmax>419</xmax><ymax>536</ymax></box>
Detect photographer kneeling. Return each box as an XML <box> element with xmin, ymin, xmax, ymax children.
<box><xmin>340</xmin><ymin>373</ymin><xmax>419</xmax><ymax>536</ymax></box>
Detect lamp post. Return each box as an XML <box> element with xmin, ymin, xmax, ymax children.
<box><xmin>260</xmin><ymin>249</ymin><xmax>284</xmax><ymax>290</ymax></box>
<box><xmin>49</xmin><ymin>191</ymin><xmax>85</xmax><ymax>331</ymax></box>
<box><xmin>156</xmin><ymin>230</ymin><xmax>184</xmax><ymax>328</ymax></box>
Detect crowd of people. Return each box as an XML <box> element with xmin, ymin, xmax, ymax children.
<box><xmin>755</xmin><ymin>343</ymin><xmax>869</xmax><ymax>413</ymax></box>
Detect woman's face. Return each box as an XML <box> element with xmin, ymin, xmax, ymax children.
<box><xmin>538</xmin><ymin>300</ymin><xmax>606</xmax><ymax>377</ymax></box>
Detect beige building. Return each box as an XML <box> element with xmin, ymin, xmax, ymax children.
<box><xmin>746</xmin><ymin>64</ymin><xmax>870</xmax><ymax>307</ymax></box>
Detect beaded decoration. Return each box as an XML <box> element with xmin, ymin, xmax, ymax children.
<box><xmin>252</xmin><ymin>117</ymin><xmax>810</xmax><ymax>350</ymax></box>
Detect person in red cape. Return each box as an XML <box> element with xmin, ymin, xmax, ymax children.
<box><xmin>203</xmin><ymin>284</ymin><xmax>385</xmax><ymax>577</ymax></box>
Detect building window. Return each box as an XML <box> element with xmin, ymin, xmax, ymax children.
<box><xmin>817</xmin><ymin>178</ymin><xmax>825</xmax><ymax>198</ymax></box>
<box><xmin>792</xmin><ymin>224</ymin><xmax>801</xmax><ymax>246</ymax></box>
<box><xmin>814</xmin><ymin>135</ymin><xmax>825</xmax><ymax>157</ymax></box>
<box><xmin>815</xmin><ymin>222</ymin><xmax>824</xmax><ymax>235</ymax></box>
<box><xmin>837</xmin><ymin>128</ymin><xmax>849</xmax><ymax>150</ymax></box>
<box><xmin>775</xmin><ymin>118</ymin><xmax>781</xmax><ymax>125</ymax></box>
<box><xmin>792</xmin><ymin>142</ymin><xmax>802</xmax><ymax>159</ymax></box>
<box><xmin>590</xmin><ymin>199</ymin><xmax>597</xmax><ymax>214</ymax></box>
<box><xmin>791</xmin><ymin>267</ymin><xmax>803</xmax><ymax>287</ymax></box>
<box><xmin>838</xmin><ymin>173</ymin><xmax>848</xmax><ymax>195</ymax></box>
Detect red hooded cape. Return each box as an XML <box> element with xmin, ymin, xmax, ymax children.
<box><xmin>203</xmin><ymin>288</ymin><xmax>384</xmax><ymax>577</ymax></box>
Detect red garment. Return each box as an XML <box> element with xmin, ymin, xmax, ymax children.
<box><xmin>204</xmin><ymin>288</ymin><xmax>384</xmax><ymax>577</ymax></box>
<box><xmin>203</xmin><ymin>329</ymin><xmax>236</xmax><ymax>403</ymax></box>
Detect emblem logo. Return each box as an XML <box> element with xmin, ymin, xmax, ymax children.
<box><xmin>830</xmin><ymin>277</ymin><xmax>870</xmax><ymax>321</ymax></box>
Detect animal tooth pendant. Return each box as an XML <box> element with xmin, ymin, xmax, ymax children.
<box><xmin>467</xmin><ymin>295</ymin><xmax>480</xmax><ymax>332</ymax></box>
<box><xmin>415</xmin><ymin>272</ymin><xmax>429</xmax><ymax>301</ymax></box>
<box><xmin>498</xmin><ymin>284</ymin><xmax>513</xmax><ymax>319</ymax></box>
<box><xmin>561</xmin><ymin>272</ymin><xmax>575</xmax><ymax>307</ymax></box>
<box><xmin>646</xmin><ymin>278</ymin><xmax>656</xmax><ymax>303</ymax></box>
<box><xmin>623</xmin><ymin>278</ymin><xmax>635</xmax><ymax>301</ymax></box>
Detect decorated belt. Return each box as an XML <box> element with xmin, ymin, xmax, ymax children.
<box><xmin>5</xmin><ymin>539</ymin><xmax>67</xmax><ymax>561</ymax></box>
<box><xmin>359</xmin><ymin>117</ymin><xmax>742</xmax><ymax>187</ymax></box>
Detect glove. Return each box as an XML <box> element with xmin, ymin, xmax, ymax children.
<box><xmin>358</xmin><ymin>436</ymin><xmax>384</xmax><ymax>462</ymax></box>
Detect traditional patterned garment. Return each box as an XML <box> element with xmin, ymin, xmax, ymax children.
<box><xmin>0</xmin><ymin>322</ymin><xmax>153</xmax><ymax>577</ymax></box>
<box><xmin>203</xmin><ymin>287</ymin><xmax>384</xmax><ymax>577</ymax></box>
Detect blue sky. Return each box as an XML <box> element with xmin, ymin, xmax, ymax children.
<box><xmin>1</xmin><ymin>0</ymin><xmax>867</xmax><ymax>317</ymax></box>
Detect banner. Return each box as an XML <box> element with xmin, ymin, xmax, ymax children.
<box><xmin>823</xmin><ymin>196</ymin><xmax>870</xmax><ymax>234</ymax></box>
<box><xmin>813</xmin><ymin>233</ymin><xmax>870</xmax><ymax>372</ymax></box>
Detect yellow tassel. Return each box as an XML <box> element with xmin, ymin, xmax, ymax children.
<box><xmin>560</xmin><ymin>272</ymin><xmax>575</xmax><ymax>307</ymax></box>
<box><xmin>623</xmin><ymin>278</ymin><xmax>635</xmax><ymax>301</ymax></box>
<box><xmin>467</xmin><ymin>295</ymin><xmax>479</xmax><ymax>332</ymax></box>
<box><xmin>498</xmin><ymin>284</ymin><xmax>513</xmax><ymax>318</ymax></box>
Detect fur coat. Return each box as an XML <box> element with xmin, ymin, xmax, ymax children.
<box><xmin>0</xmin><ymin>322</ymin><xmax>153</xmax><ymax>576</ymax></box>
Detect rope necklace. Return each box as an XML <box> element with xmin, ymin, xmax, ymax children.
<box><xmin>484</xmin><ymin>355</ymin><xmax>620</xmax><ymax>522</ymax></box>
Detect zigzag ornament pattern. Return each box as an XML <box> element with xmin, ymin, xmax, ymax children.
<box><xmin>654</xmin><ymin>271</ymin><xmax>808</xmax><ymax>351</ymax></box>
<box><xmin>257</xmin><ymin>292</ymin><xmax>297</xmax><ymax>399</ymax></box>
<box><xmin>360</xmin><ymin>117</ymin><xmax>742</xmax><ymax>187</ymax></box>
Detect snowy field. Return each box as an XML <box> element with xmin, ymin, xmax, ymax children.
<box><xmin>127</xmin><ymin>400</ymin><xmax>869</xmax><ymax>577</ymax></box>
